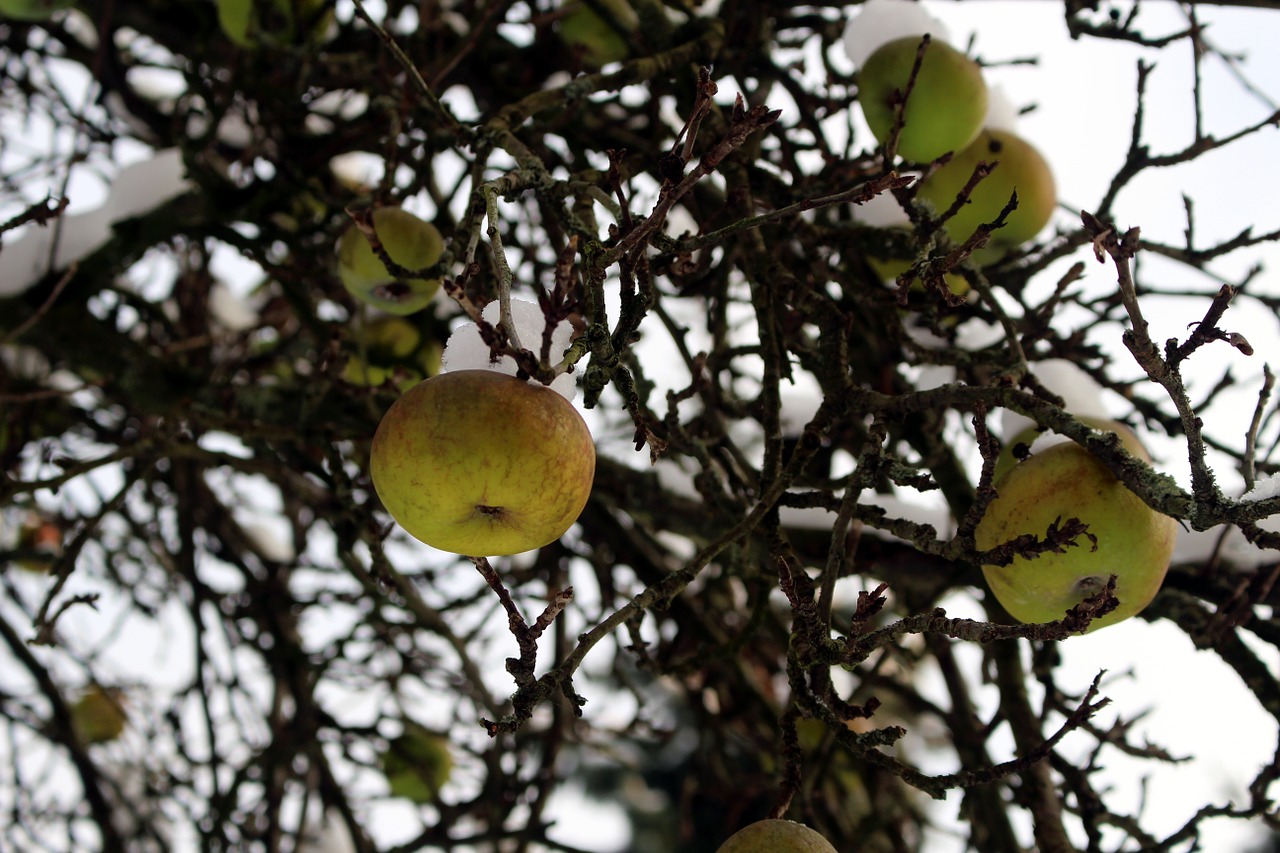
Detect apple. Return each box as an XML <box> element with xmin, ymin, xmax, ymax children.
<box><xmin>380</xmin><ymin>724</ymin><xmax>453</xmax><ymax>804</ymax></box>
<box><xmin>370</xmin><ymin>370</ymin><xmax>596</xmax><ymax>556</ymax></box>
<box><xmin>69</xmin><ymin>685</ymin><xmax>127</xmax><ymax>745</ymax></box>
<box><xmin>0</xmin><ymin>0</ymin><xmax>75</xmax><ymax>20</ymax></box>
<box><xmin>916</xmin><ymin>128</ymin><xmax>1056</xmax><ymax>262</ymax></box>
<box><xmin>976</xmin><ymin>418</ymin><xmax>1178</xmax><ymax>631</ymax></box>
<box><xmin>858</xmin><ymin>35</ymin><xmax>988</xmax><ymax>163</ymax></box>
<box><xmin>216</xmin><ymin>0</ymin><xmax>332</xmax><ymax>48</ymax></box>
<box><xmin>867</xmin><ymin>254</ymin><xmax>970</xmax><ymax>298</ymax></box>
<box><xmin>8</xmin><ymin>512</ymin><xmax>62</xmax><ymax>573</ymax></box>
<box><xmin>342</xmin><ymin>316</ymin><xmax>442</xmax><ymax>390</ymax></box>
<box><xmin>337</xmin><ymin>207</ymin><xmax>444</xmax><ymax>317</ymax></box>
<box><xmin>556</xmin><ymin>0</ymin><xmax>638</xmax><ymax>69</ymax></box>
<box><xmin>992</xmin><ymin>415</ymin><xmax>1119</xmax><ymax>482</ymax></box>
<box><xmin>716</xmin><ymin>819</ymin><xmax>838</xmax><ymax>853</ymax></box>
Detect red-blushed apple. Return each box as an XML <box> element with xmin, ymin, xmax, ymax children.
<box><xmin>7</xmin><ymin>511</ymin><xmax>62</xmax><ymax>573</ymax></box>
<box><xmin>976</xmin><ymin>418</ymin><xmax>1178</xmax><ymax>631</ymax></box>
<box><xmin>337</xmin><ymin>207</ymin><xmax>444</xmax><ymax>316</ymax></box>
<box><xmin>916</xmin><ymin>128</ymin><xmax>1056</xmax><ymax>262</ymax></box>
<box><xmin>370</xmin><ymin>370</ymin><xmax>596</xmax><ymax>556</ymax></box>
<box><xmin>858</xmin><ymin>35</ymin><xmax>988</xmax><ymax>163</ymax></box>
<box><xmin>716</xmin><ymin>819</ymin><xmax>839</xmax><ymax>853</ymax></box>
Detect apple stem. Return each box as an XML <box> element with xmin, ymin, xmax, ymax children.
<box><xmin>481</xmin><ymin>186</ymin><xmax>523</xmax><ymax>357</ymax></box>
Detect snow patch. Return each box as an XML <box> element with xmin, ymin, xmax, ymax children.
<box><xmin>442</xmin><ymin>298</ymin><xmax>577</xmax><ymax>400</ymax></box>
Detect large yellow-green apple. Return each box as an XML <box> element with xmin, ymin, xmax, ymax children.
<box><xmin>337</xmin><ymin>207</ymin><xmax>444</xmax><ymax>316</ymax></box>
<box><xmin>370</xmin><ymin>370</ymin><xmax>596</xmax><ymax>556</ymax></box>
<box><xmin>0</xmin><ymin>0</ymin><xmax>75</xmax><ymax>19</ymax></box>
<box><xmin>380</xmin><ymin>724</ymin><xmax>453</xmax><ymax>804</ymax></box>
<box><xmin>342</xmin><ymin>316</ymin><xmax>442</xmax><ymax>390</ymax></box>
<box><xmin>917</xmin><ymin>128</ymin><xmax>1056</xmax><ymax>262</ymax></box>
<box><xmin>216</xmin><ymin>0</ymin><xmax>331</xmax><ymax>48</ymax></box>
<box><xmin>556</xmin><ymin>0</ymin><xmax>638</xmax><ymax>68</ymax></box>
<box><xmin>716</xmin><ymin>819</ymin><xmax>838</xmax><ymax>853</ymax></box>
<box><xmin>858</xmin><ymin>35</ymin><xmax>988</xmax><ymax>163</ymax></box>
<box><xmin>976</xmin><ymin>419</ymin><xmax>1177</xmax><ymax>631</ymax></box>
<box><xmin>992</xmin><ymin>415</ymin><xmax>1119</xmax><ymax>482</ymax></box>
<box><xmin>70</xmin><ymin>685</ymin><xmax>128</xmax><ymax>745</ymax></box>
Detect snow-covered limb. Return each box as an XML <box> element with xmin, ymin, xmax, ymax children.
<box><xmin>0</xmin><ymin>149</ymin><xmax>190</xmax><ymax>297</ymax></box>
<box><xmin>442</xmin><ymin>298</ymin><xmax>577</xmax><ymax>400</ymax></box>
<box><xmin>842</xmin><ymin>0</ymin><xmax>951</xmax><ymax>68</ymax></box>
<box><xmin>999</xmin><ymin>358</ymin><xmax>1110</xmax><ymax>441</ymax></box>
<box><xmin>1241</xmin><ymin>473</ymin><xmax>1280</xmax><ymax>503</ymax></box>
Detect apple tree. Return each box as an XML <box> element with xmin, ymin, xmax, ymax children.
<box><xmin>3</xmin><ymin>1</ymin><xmax>1280</xmax><ymax>851</ymax></box>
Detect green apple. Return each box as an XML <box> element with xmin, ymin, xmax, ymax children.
<box><xmin>916</xmin><ymin>128</ymin><xmax>1056</xmax><ymax>261</ymax></box>
<box><xmin>716</xmin><ymin>819</ymin><xmax>838</xmax><ymax>853</ymax></box>
<box><xmin>370</xmin><ymin>370</ymin><xmax>596</xmax><ymax>556</ymax></box>
<box><xmin>337</xmin><ymin>207</ymin><xmax>444</xmax><ymax>316</ymax></box>
<box><xmin>380</xmin><ymin>724</ymin><xmax>453</xmax><ymax>804</ymax></box>
<box><xmin>556</xmin><ymin>0</ymin><xmax>637</xmax><ymax>69</ymax></box>
<box><xmin>0</xmin><ymin>0</ymin><xmax>75</xmax><ymax>19</ymax></box>
<box><xmin>976</xmin><ymin>419</ymin><xmax>1178</xmax><ymax>631</ymax></box>
<box><xmin>992</xmin><ymin>416</ymin><xmax>1124</xmax><ymax>482</ymax></box>
<box><xmin>342</xmin><ymin>316</ymin><xmax>442</xmax><ymax>390</ymax></box>
<box><xmin>216</xmin><ymin>0</ymin><xmax>332</xmax><ymax>48</ymax></box>
<box><xmin>70</xmin><ymin>685</ymin><xmax>127</xmax><ymax>745</ymax></box>
<box><xmin>858</xmin><ymin>36</ymin><xmax>988</xmax><ymax>163</ymax></box>
<box><xmin>867</xmin><ymin>254</ymin><xmax>970</xmax><ymax>298</ymax></box>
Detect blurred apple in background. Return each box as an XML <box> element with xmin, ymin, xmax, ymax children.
<box><xmin>379</xmin><ymin>723</ymin><xmax>454</xmax><ymax>804</ymax></box>
<box><xmin>556</xmin><ymin>0</ymin><xmax>638</xmax><ymax>68</ymax></box>
<box><xmin>336</xmin><ymin>207</ymin><xmax>444</xmax><ymax>316</ymax></box>
<box><xmin>0</xmin><ymin>0</ymin><xmax>75</xmax><ymax>20</ymax></box>
<box><xmin>4</xmin><ymin>510</ymin><xmax>63</xmax><ymax>574</ymax></box>
<box><xmin>69</xmin><ymin>685</ymin><xmax>128</xmax><ymax>745</ymax></box>
<box><xmin>216</xmin><ymin>0</ymin><xmax>332</xmax><ymax>48</ymax></box>
<box><xmin>342</xmin><ymin>316</ymin><xmax>442</xmax><ymax>391</ymax></box>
